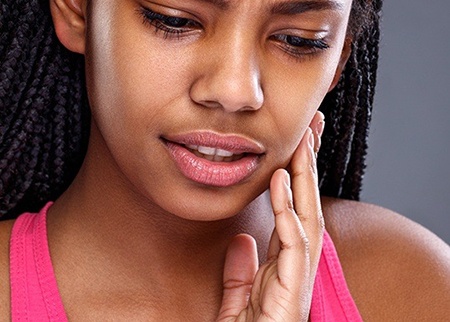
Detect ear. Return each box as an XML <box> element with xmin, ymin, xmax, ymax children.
<box><xmin>50</xmin><ymin>0</ymin><xmax>86</xmax><ymax>54</ymax></box>
<box><xmin>328</xmin><ymin>37</ymin><xmax>352</xmax><ymax>92</ymax></box>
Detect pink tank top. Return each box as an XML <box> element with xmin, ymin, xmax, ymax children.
<box><xmin>9</xmin><ymin>203</ymin><xmax>362</xmax><ymax>321</ymax></box>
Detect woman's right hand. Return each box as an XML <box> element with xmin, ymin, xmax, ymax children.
<box><xmin>217</xmin><ymin>124</ymin><xmax>325</xmax><ymax>322</ymax></box>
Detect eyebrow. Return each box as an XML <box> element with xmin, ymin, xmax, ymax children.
<box><xmin>193</xmin><ymin>0</ymin><xmax>344</xmax><ymax>14</ymax></box>
<box><xmin>271</xmin><ymin>1</ymin><xmax>344</xmax><ymax>15</ymax></box>
<box><xmin>195</xmin><ymin>0</ymin><xmax>230</xmax><ymax>10</ymax></box>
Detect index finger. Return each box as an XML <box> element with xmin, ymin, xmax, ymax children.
<box><xmin>290</xmin><ymin>127</ymin><xmax>324</xmax><ymax>271</ymax></box>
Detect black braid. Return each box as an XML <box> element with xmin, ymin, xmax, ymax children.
<box><xmin>318</xmin><ymin>0</ymin><xmax>382</xmax><ymax>200</ymax></box>
<box><xmin>0</xmin><ymin>0</ymin><xmax>90</xmax><ymax>219</ymax></box>
<box><xmin>0</xmin><ymin>0</ymin><xmax>381</xmax><ymax>219</ymax></box>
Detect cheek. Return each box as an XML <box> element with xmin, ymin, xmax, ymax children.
<box><xmin>85</xmin><ymin>3</ymin><xmax>194</xmax><ymax>146</ymax></box>
<box><xmin>263</xmin><ymin>57</ymin><xmax>337</xmax><ymax>163</ymax></box>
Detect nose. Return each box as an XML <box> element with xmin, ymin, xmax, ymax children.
<box><xmin>190</xmin><ymin>34</ymin><xmax>264</xmax><ymax>113</ymax></box>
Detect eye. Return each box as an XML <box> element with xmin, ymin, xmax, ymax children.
<box><xmin>139</xmin><ymin>7</ymin><xmax>201</xmax><ymax>39</ymax></box>
<box><xmin>270</xmin><ymin>34</ymin><xmax>330</xmax><ymax>58</ymax></box>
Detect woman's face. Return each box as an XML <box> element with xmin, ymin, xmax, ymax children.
<box><xmin>80</xmin><ymin>0</ymin><xmax>352</xmax><ymax>220</ymax></box>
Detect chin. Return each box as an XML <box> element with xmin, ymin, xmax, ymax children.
<box><xmin>153</xmin><ymin>183</ymin><xmax>268</xmax><ymax>222</ymax></box>
<box><xmin>168</xmin><ymin>196</ymin><xmax>252</xmax><ymax>222</ymax></box>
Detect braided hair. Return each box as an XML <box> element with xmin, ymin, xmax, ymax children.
<box><xmin>0</xmin><ymin>0</ymin><xmax>382</xmax><ymax>219</ymax></box>
<box><xmin>0</xmin><ymin>0</ymin><xmax>89</xmax><ymax>219</ymax></box>
<box><xmin>318</xmin><ymin>0</ymin><xmax>382</xmax><ymax>199</ymax></box>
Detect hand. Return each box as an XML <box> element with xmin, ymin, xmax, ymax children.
<box><xmin>217</xmin><ymin>120</ymin><xmax>325</xmax><ymax>321</ymax></box>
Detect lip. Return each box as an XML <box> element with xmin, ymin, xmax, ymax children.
<box><xmin>164</xmin><ymin>131</ymin><xmax>266</xmax><ymax>155</ymax></box>
<box><xmin>162</xmin><ymin>131</ymin><xmax>265</xmax><ymax>187</ymax></box>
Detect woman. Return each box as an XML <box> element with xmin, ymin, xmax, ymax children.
<box><xmin>1</xmin><ymin>0</ymin><xmax>449</xmax><ymax>320</ymax></box>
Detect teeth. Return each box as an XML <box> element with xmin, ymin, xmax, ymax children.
<box><xmin>197</xmin><ymin>146</ymin><xmax>217</xmax><ymax>156</ymax></box>
<box><xmin>187</xmin><ymin>144</ymin><xmax>234</xmax><ymax>157</ymax></box>
<box><xmin>202</xmin><ymin>154</ymin><xmax>213</xmax><ymax>161</ymax></box>
<box><xmin>186</xmin><ymin>144</ymin><xmax>199</xmax><ymax>150</ymax></box>
<box><xmin>185</xmin><ymin>144</ymin><xmax>244</xmax><ymax>162</ymax></box>
<box><xmin>216</xmin><ymin>148</ymin><xmax>234</xmax><ymax>157</ymax></box>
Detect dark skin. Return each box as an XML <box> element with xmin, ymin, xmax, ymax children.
<box><xmin>1</xmin><ymin>0</ymin><xmax>450</xmax><ymax>320</ymax></box>
<box><xmin>1</xmin><ymin>198</ymin><xmax>449</xmax><ymax>320</ymax></box>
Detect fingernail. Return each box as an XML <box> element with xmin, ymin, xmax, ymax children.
<box><xmin>308</xmin><ymin>128</ymin><xmax>314</xmax><ymax>149</ymax></box>
<box><xmin>317</xmin><ymin>120</ymin><xmax>325</xmax><ymax>137</ymax></box>
<box><xmin>284</xmin><ymin>171</ymin><xmax>291</xmax><ymax>187</ymax></box>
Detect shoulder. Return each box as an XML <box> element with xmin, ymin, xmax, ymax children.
<box><xmin>0</xmin><ymin>219</ymin><xmax>14</xmax><ymax>321</ymax></box>
<box><xmin>321</xmin><ymin>197</ymin><xmax>450</xmax><ymax>321</ymax></box>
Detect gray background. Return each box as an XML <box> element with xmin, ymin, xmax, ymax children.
<box><xmin>362</xmin><ymin>0</ymin><xmax>450</xmax><ymax>244</ymax></box>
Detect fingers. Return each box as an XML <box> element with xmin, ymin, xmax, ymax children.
<box><xmin>290</xmin><ymin>127</ymin><xmax>324</xmax><ymax>274</ymax></box>
<box><xmin>217</xmin><ymin>117</ymin><xmax>325</xmax><ymax>321</ymax></box>
<box><xmin>269</xmin><ymin>169</ymin><xmax>310</xmax><ymax>289</ymax></box>
<box><xmin>217</xmin><ymin>234</ymin><xmax>258</xmax><ymax>322</ymax></box>
<box><xmin>261</xmin><ymin>128</ymin><xmax>324</xmax><ymax>320</ymax></box>
<box><xmin>267</xmin><ymin>123</ymin><xmax>325</xmax><ymax>285</ymax></box>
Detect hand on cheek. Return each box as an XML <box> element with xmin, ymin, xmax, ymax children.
<box><xmin>217</xmin><ymin>127</ymin><xmax>324</xmax><ymax>321</ymax></box>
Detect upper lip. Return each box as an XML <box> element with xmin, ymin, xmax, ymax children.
<box><xmin>163</xmin><ymin>131</ymin><xmax>266</xmax><ymax>155</ymax></box>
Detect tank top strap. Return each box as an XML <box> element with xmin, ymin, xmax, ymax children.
<box><xmin>9</xmin><ymin>202</ymin><xmax>68</xmax><ymax>321</ymax></box>
<box><xmin>310</xmin><ymin>230</ymin><xmax>363</xmax><ymax>321</ymax></box>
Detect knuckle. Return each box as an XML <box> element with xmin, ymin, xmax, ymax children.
<box><xmin>273</xmin><ymin>207</ymin><xmax>285</xmax><ymax>217</ymax></box>
<box><xmin>297</xmin><ymin>212</ymin><xmax>308</xmax><ymax>222</ymax></box>
<box><xmin>217</xmin><ymin>308</ymin><xmax>244</xmax><ymax>322</ymax></box>
<box><xmin>287</xmin><ymin>199</ymin><xmax>295</xmax><ymax>212</ymax></box>
<box><xmin>299</xmin><ymin>234</ymin><xmax>311</xmax><ymax>254</ymax></box>
<box><xmin>277</xmin><ymin>276</ymin><xmax>294</xmax><ymax>293</ymax></box>
<box><xmin>298</xmin><ymin>208</ymin><xmax>325</xmax><ymax>232</ymax></box>
<box><xmin>291</xmin><ymin>159</ymin><xmax>317</xmax><ymax>179</ymax></box>
<box><xmin>280</xmin><ymin>240</ymin><xmax>296</xmax><ymax>251</ymax></box>
<box><xmin>309</xmin><ymin>158</ymin><xmax>317</xmax><ymax>176</ymax></box>
<box><xmin>222</xmin><ymin>278</ymin><xmax>252</xmax><ymax>291</ymax></box>
<box><xmin>273</xmin><ymin>200</ymin><xmax>295</xmax><ymax>217</ymax></box>
<box><xmin>281</xmin><ymin>234</ymin><xmax>310</xmax><ymax>254</ymax></box>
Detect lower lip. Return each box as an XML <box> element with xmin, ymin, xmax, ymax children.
<box><xmin>165</xmin><ymin>142</ymin><xmax>261</xmax><ymax>187</ymax></box>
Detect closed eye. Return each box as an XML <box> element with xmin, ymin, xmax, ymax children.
<box><xmin>270</xmin><ymin>34</ymin><xmax>329</xmax><ymax>58</ymax></box>
<box><xmin>139</xmin><ymin>7</ymin><xmax>202</xmax><ymax>39</ymax></box>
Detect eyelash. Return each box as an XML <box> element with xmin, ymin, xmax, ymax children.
<box><xmin>138</xmin><ymin>7</ymin><xmax>330</xmax><ymax>57</ymax></box>
<box><xmin>270</xmin><ymin>34</ymin><xmax>330</xmax><ymax>58</ymax></box>
<box><xmin>139</xmin><ymin>7</ymin><xmax>200</xmax><ymax>39</ymax></box>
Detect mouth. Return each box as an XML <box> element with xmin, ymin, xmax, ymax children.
<box><xmin>161</xmin><ymin>132</ymin><xmax>265</xmax><ymax>187</ymax></box>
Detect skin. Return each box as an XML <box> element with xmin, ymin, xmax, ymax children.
<box><xmin>1</xmin><ymin>0</ymin><xmax>450</xmax><ymax>321</ymax></box>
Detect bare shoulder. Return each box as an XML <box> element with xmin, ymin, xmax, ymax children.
<box><xmin>0</xmin><ymin>219</ymin><xmax>14</xmax><ymax>321</ymax></box>
<box><xmin>321</xmin><ymin>196</ymin><xmax>450</xmax><ymax>321</ymax></box>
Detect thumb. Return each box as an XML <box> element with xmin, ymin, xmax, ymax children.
<box><xmin>217</xmin><ymin>234</ymin><xmax>258</xmax><ymax>322</ymax></box>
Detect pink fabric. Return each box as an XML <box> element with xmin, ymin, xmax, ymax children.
<box><xmin>310</xmin><ymin>232</ymin><xmax>363</xmax><ymax>321</ymax></box>
<box><xmin>9</xmin><ymin>203</ymin><xmax>362</xmax><ymax>321</ymax></box>
<box><xmin>9</xmin><ymin>203</ymin><xmax>68</xmax><ymax>322</ymax></box>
